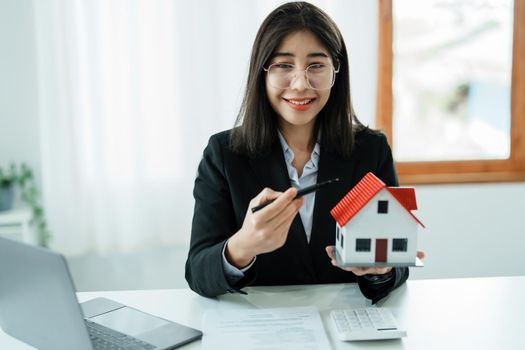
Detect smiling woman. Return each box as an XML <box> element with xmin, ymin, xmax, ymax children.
<box><xmin>265</xmin><ymin>31</ymin><xmax>334</xmax><ymax>132</ymax></box>
<box><xmin>185</xmin><ymin>1</ymin><xmax>416</xmax><ymax>304</ymax></box>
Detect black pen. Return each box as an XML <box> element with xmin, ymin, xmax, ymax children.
<box><xmin>251</xmin><ymin>178</ymin><xmax>340</xmax><ymax>213</ymax></box>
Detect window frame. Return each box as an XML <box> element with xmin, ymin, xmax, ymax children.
<box><xmin>356</xmin><ymin>238</ymin><xmax>372</xmax><ymax>252</ymax></box>
<box><xmin>377</xmin><ymin>0</ymin><xmax>525</xmax><ymax>184</ymax></box>
<box><xmin>377</xmin><ymin>200</ymin><xmax>389</xmax><ymax>214</ymax></box>
<box><xmin>392</xmin><ymin>238</ymin><xmax>408</xmax><ymax>252</ymax></box>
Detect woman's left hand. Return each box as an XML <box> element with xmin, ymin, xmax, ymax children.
<box><xmin>325</xmin><ymin>246</ymin><xmax>426</xmax><ymax>276</ymax></box>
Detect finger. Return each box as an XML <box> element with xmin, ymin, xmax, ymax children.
<box><xmin>270</xmin><ymin>202</ymin><xmax>303</xmax><ymax>245</ymax></box>
<box><xmin>336</xmin><ymin>264</ymin><xmax>358</xmax><ymax>273</ymax></box>
<box><xmin>325</xmin><ymin>246</ymin><xmax>338</xmax><ymax>266</ymax></box>
<box><xmin>267</xmin><ymin>197</ymin><xmax>303</xmax><ymax>230</ymax></box>
<box><xmin>269</xmin><ymin>199</ymin><xmax>303</xmax><ymax>237</ymax></box>
<box><xmin>359</xmin><ymin>267</ymin><xmax>392</xmax><ymax>275</ymax></box>
<box><xmin>326</xmin><ymin>246</ymin><xmax>341</xmax><ymax>267</ymax></box>
<box><xmin>325</xmin><ymin>246</ymin><xmax>335</xmax><ymax>259</ymax></box>
<box><xmin>250</xmin><ymin>197</ymin><xmax>302</xmax><ymax>252</ymax></box>
<box><xmin>325</xmin><ymin>247</ymin><xmax>359</xmax><ymax>272</ymax></box>
<box><xmin>373</xmin><ymin>267</ymin><xmax>391</xmax><ymax>275</ymax></box>
<box><xmin>349</xmin><ymin>267</ymin><xmax>378</xmax><ymax>276</ymax></box>
<box><xmin>350</xmin><ymin>267</ymin><xmax>368</xmax><ymax>276</ymax></box>
<box><xmin>417</xmin><ymin>250</ymin><xmax>426</xmax><ymax>260</ymax></box>
<box><xmin>258</xmin><ymin>187</ymin><xmax>298</xmax><ymax>221</ymax></box>
<box><xmin>376</xmin><ymin>267</ymin><xmax>392</xmax><ymax>275</ymax></box>
<box><xmin>251</xmin><ymin>187</ymin><xmax>282</xmax><ymax>207</ymax></box>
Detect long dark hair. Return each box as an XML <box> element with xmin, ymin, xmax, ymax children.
<box><xmin>230</xmin><ymin>1</ymin><xmax>367</xmax><ymax>158</ymax></box>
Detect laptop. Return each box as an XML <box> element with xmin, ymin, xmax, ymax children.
<box><xmin>0</xmin><ymin>236</ymin><xmax>202</xmax><ymax>350</ymax></box>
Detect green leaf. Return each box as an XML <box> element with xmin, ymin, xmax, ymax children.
<box><xmin>0</xmin><ymin>163</ymin><xmax>52</xmax><ymax>246</ymax></box>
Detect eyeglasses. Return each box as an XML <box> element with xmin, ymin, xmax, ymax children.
<box><xmin>263</xmin><ymin>63</ymin><xmax>339</xmax><ymax>91</ymax></box>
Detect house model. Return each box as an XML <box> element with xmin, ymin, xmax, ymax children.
<box><xmin>330</xmin><ymin>172</ymin><xmax>425</xmax><ymax>267</ymax></box>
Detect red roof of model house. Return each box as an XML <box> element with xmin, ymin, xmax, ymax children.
<box><xmin>330</xmin><ymin>172</ymin><xmax>425</xmax><ymax>228</ymax></box>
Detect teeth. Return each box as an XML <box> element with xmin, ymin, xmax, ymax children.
<box><xmin>287</xmin><ymin>99</ymin><xmax>312</xmax><ymax>105</ymax></box>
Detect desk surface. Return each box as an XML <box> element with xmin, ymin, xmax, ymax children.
<box><xmin>2</xmin><ymin>276</ymin><xmax>524</xmax><ymax>349</ymax></box>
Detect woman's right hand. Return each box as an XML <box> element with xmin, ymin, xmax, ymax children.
<box><xmin>225</xmin><ymin>187</ymin><xmax>304</xmax><ymax>268</ymax></box>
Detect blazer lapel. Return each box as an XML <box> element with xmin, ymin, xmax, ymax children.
<box><xmin>248</xmin><ymin>141</ymin><xmax>290</xmax><ymax>193</ymax></box>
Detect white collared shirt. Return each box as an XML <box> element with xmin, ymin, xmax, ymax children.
<box><xmin>276</xmin><ymin>129</ymin><xmax>320</xmax><ymax>243</ymax></box>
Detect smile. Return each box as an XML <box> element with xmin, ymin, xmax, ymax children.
<box><xmin>283</xmin><ymin>98</ymin><xmax>316</xmax><ymax>111</ymax></box>
<box><xmin>285</xmin><ymin>98</ymin><xmax>313</xmax><ymax>105</ymax></box>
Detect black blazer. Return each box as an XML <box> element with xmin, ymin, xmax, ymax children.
<box><xmin>185</xmin><ymin>128</ymin><xmax>408</xmax><ymax>301</ymax></box>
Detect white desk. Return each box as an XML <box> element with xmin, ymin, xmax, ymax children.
<box><xmin>1</xmin><ymin>276</ymin><xmax>524</xmax><ymax>349</ymax></box>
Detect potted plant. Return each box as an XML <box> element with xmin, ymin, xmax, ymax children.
<box><xmin>0</xmin><ymin>163</ymin><xmax>51</xmax><ymax>247</ymax></box>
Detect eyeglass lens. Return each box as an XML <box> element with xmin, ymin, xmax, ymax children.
<box><xmin>267</xmin><ymin>64</ymin><xmax>335</xmax><ymax>90</ymax></box>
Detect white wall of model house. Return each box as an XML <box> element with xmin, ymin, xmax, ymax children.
<box><xmin>335</xmin><ymin>189</ymin><xmax>421</xmax><ymax>265</ymax></box>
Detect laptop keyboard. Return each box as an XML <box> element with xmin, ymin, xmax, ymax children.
<box><xmin>86</xmin><ymin>319</ymin><xmax>156</xmax><ymax>350</ymax></box>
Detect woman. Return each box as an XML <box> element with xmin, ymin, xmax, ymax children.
<box><xmin>185</xmin><ymin>1</ymin><xmax>422</xmax><ymax>303</ymax></box>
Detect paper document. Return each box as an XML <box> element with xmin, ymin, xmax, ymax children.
<box><xmin>202</xmin><ymin>306</ymin><xmax>331</xmax><ymax>350</ymax></box>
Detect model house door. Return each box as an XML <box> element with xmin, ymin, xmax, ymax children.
<box><xmin>375</xmin><ymin>239</ymin><xmax>387</xmax><ymax>263</ymax></box>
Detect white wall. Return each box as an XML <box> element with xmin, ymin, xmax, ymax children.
<box><xmin>0</xmin><ymin>0</ymin><xmax>523</xmax><ymax>279</ymax></box>
<box><xmin>412</xmin><ymin>183</ymin><xmax>525</xmax><ymax>279</ymax></box>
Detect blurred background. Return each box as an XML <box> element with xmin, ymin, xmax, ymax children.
<box><xmin>0</xmin><ymin>0</ymin><xmax>523</xmax><ymax>292</ymax></box>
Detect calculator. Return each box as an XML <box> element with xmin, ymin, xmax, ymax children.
<box><xmin>330</xmin><ymin>307</ymin><xmax>406</xmax><ymax>341</ymax></box>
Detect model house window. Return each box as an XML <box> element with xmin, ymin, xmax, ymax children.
<box><xmin>336</xmin><ymin>226</ymin><xmax>340</xmax><ymax>241</ymax></box>
<box><xmin>392</xmin><ymin>238</ymin><xmax>408</xmax><ymax>252</ymax></box>
<box><xmin>377</xmin><ymin>200</ymin><xmax>389</xmax><ymax>214</ymax></box>
<box><xmin>341</xmin><ymin>234</ymin><xmax>344</xmax><ymax>248</ymax></box>
<box><xmin>355</xmin><ymin>239</ymin><xmax>371</xmax><ymax>252</ymax></box>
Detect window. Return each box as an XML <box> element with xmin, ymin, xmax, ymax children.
<box><xmin>341</xmin><ymin>233</ymin><xmax>344</xmax><ymax>248</ymax></box>
<box><xmin>336</xmin><ymin>226</ymin><xmax>340</xmax><ymax>241</ymax></box>
<box><xmin>356</xmin><ymin>238</ymin><xmax>371</xmax><ymax>252</ymax></box>
<box><xmin>378</xmin><ymin>200</ymin><xmax>389</xmax><ymax>214</ymax></box>
<box><xmin>377</xmin><ymin>0</ymin><xmax>525</xmax><ymax>184</ymax></box>
<box><xmin>392</xmin><ymin>238</ymin><xmax>408</xmax><ymax>252</ymax></box>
